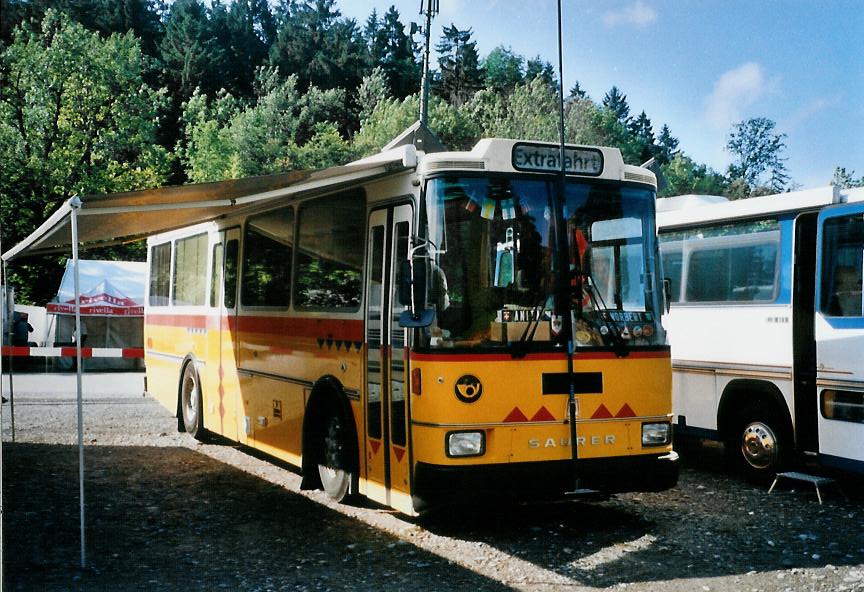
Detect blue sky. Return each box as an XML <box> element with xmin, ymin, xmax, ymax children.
<box><xmin>338</xmin><ymin>0</ymin><xmax>863</xmax><ymax>190</ymax></box>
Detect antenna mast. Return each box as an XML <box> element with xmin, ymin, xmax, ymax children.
<box><xmin>418</xmin><ymin>0</ymin><xmax>439</xmax><ymax>125</ymax></box>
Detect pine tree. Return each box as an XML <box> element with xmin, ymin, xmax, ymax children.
<box><xmin>483</xmin><ymin>46</ymin><xmax>524</xmax><ymax>94</ymax></box>
<box><xmin>726</xmin><ymin>117</ymin><xmax>789</xmax><ymax>194</ymax></box>
<box><xmin>377</xmin><ymin>6</ymin><xmax>419</xmax><ymax>99</ymax></box>
<box><xmin>655</xmin><ymin>124</ymin><xmax>679</xmax><ymax>165</ymax></box>
<box><xmin>602</xmin><ymin>85</ymin><xmax>630</xmax><ymax>125</ymax></box>
<box><xmin>435</xmin><ymin>24</ymin><xmax>484</xmax><ymax>107</ymax></box>
<box><xmin>629</xmin><ymin>110</ymin><xmax>655</xmax><ymax>162</ymax></box>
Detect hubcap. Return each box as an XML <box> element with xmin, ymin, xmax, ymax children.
<box><xmin>323</xmin><ymin>416</ymin><xmax>343</xmax><ymax>470</ymax></box>
<box><xmin>741</xmin><ymin>421</ymin><xmax>778</xmax><ymax>469</ymax></box>
<box><xmin>184</xmin><ymin>375</ymin><xmax>197</xmax><ymax>419</ymax></box>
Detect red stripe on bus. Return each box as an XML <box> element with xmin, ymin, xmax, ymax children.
<box><xmin>122</xmin><ymin>348</ymin><xmax>145</xmax><ymax>358</ymax></box>
<box><xmin>146</xmin><ymin>313</ymin><xmax>364</xmax><ymax>341</ymax></box>
<box><xmin>409</xmin><ymin>350</ymin><xmax>670</xmax><ymax>363</ymax></box>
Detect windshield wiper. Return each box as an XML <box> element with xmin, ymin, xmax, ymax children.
<box><xmin>576</xmin><ymin>268</ymin><xmax>629</xmax><ymax>358</ymax></box>
<box><xmin>510</xmin><ymin>292</ymin><xmax>551</xmax><ymax>357</ymax></box>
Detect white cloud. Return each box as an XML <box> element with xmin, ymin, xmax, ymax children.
<box><xmin>704</xmin><ymin>62</ymin><xmax>779</xmax><ymax>131</ymax></box>
<box><xmin>602</xmin><ymin>1</ymin><xmax>657</xmax><ymax>28</ymax></box>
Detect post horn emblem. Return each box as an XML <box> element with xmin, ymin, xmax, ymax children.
<box><xmin>454</xmin><ymin>375</ymin><xmax>483</xmax><ymax>403</ymax></box>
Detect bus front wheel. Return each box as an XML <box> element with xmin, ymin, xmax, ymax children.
<box><xmin>180</xmin><ymin>363</ymin><xmax>204</xmax><ymax>440</ymax></box>
<box><xmin>318</xmin><ymin>410</ymin><xmax>354</xmax><ymax>502</ymax></box>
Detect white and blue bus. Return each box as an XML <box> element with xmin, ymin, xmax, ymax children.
<box><xmin>657</xmin><ymin>186</ymin><xmax>864</xmax><ymax>480</ymax></box>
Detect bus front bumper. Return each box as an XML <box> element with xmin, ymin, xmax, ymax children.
<box><xmin>412</xmin><ymin>451</ymin><xmax>679</xmax><ymax>511</ymax></box>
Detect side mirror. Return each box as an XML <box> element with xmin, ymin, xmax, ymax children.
<box><xmin>398</xmin><ymin>259</ymin><xmax>434</xmax><ymax>327</ymax></box>
<box><xmin>663</xmin><ymin>278</ymin><xmax>672</xmax><ymax>313</ymax></box>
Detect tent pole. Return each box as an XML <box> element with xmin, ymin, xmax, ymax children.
<box><xmin>1</xmin><ymin>234</ymin><xmax>5</xmax><ymax>586</ymax></box>
<box><xmin>3</xmin><ymin>260</ymin><xmax>14</xmax><ymax>442</ymax></box>
<box><xmin>71</xmin><ymin>196</ymin><xmax>86</xmax><ymax>569</ymax></box>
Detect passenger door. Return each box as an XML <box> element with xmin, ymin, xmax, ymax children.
<box><xmin>364</xmin><ymin>204</ymin><xmax>413</xmax><ymax>507</ymax></box>
<box><xmin>814</xmin><ymin>202</ymin><xmax>864</xmax><ymax>468</ymax></box>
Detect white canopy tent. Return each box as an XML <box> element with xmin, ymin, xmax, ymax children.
<box><xmin>1</xmin><ymin>143</ymin><xmax>417</xmax><ymax>568</ymax></box>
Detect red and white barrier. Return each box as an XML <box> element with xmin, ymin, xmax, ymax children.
<box><xmin>1</xmin><ymin>346</ymin><xmax>144</xmax><ymax>359</ymax></box>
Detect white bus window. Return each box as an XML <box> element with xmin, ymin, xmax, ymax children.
<box><xmin>149</xmin><ymin>242</ymin><xmax>171</xmax><ymax>306</ymax></box>
<box><xmin>686</xmin><ymin>242</ymin><xmax>777</xmax><ymax>302</ymax></box>
<box><xmin>242</xmin><ymin>207</ymin><xmax>294</xmax><ymax>308</ymax></box>
<box><xmin>663</xmin><ymin>219</ymin><xmax>780</xmax><ymax>304</ymax></box>
<box><xmin>173</xmin><ymin>233</ymin><xmax>208</xmax><ymax>306</ymax></box>
<box><xmin>295</xmin><ymin>189</ymin><xmax>365</xmax><ymax>311</ymax></box>
<box><xmin>821</xmin><ymin>214</ymin><xmax>864</xmax><ymax>317</ymax></box>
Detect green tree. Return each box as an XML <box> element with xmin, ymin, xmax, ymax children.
<box><xmin>629</xmin><ymin>110</ymin><xmax>655</xmax><ymax>163</ymax></box>
<box><xmin>480</xmin><ymin>76</ymin><xmax>558</xmax><ymax>141</ymax></box>
<box><xmin>375</xmin><ymin>6</ymin><xmax>419</xmax><ymax>99</ymax></box>
<box><xmin>354</xmin><ymin>93</ymin><xmax>479</xmax><ymax>155</ymax></box>
<box><xmin>524</xmin><ymin>55</ymin><xmax>555</xmax><ymax>87</ymax></box>
<box><xmin>568</xmin><ymin>81</ymin><xmax>588</xmax><ymax>100</ymax></box>
<box><xmin>178</xmin><ymin>68</ymin><xmax>354</xmax><ymax>181</ymax></box>
<box><xmin>483</xmin><ymin>45</ymin><xmax>523</xmax><ymax>94</ymax></box>
<box><xmin>159</xmin><ymin>0</ymin><xmax>224</xmax><ymax>100</ymax></box>
<box><xmin>659</xmin><ymin>154</ymin><xmax>728</xmax><ymax>198</ymax></box>
<box><xmin>655</xmin><ymin>123</ymin><xmax>679</xmax><ymax>165</ymax></box>
<box><xmin>435</xmin><ymin>24</ymin><xmax>484</xmax><ymax>107</ymax></box>
<box><xmin>830</xmin><ymin>166</ymin><xmax>864</xmax><ymax>188</ymax></box>
<box><xmin>357</xmin><ymin>66</ymin><xmax>391</xmax><ymax>123</ymax></box>
<box><xmin>726</xmin><ymin>117</ymin><xmax>789</xmax><ymax>194</ymax></box>
<box><xmin>0</xmin><ymin>11</ymin><xmax>171</xmax><ymax>302</ymax></box>
<box><xmin>210</xmin><ymin>0</ymin><xmax>276</xmax><ymax>99</ymax></box>
<box><xmin>602</xmin><ymin>85</ymin><xmax>630</xmax><ymax>125</ymax></box>
<box><xmin>269</xmin><ymin>0</ymin><xmax>368</xmax><ymax>93</ymax></box>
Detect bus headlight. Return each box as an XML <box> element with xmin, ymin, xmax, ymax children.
<box><xmin>446</xmin><ymin>431</ymin><xmax>485</xmax><ymax>457</ymax></box>
<box><xmin>641</xmin><ymin>422</ymin><xmax>671</xmax><ymax>446</ymax></box>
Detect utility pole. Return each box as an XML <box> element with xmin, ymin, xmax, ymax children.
<box><xmin>418</xmin><ymin>0</ymin><xmax>439</xmax><ymax>125</ymax></box>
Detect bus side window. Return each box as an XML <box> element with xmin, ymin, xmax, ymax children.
<box><xmin>224</xmin><ymin>239</ymin><xmax>239</xmax><ymax>309</ymax></box>
<box><xmin>822</xmin><ymin>214</ymin><xmax>864</xmax><ymax>317</ymax></box>
<box><xmin>149</xmin><ymin>242</ymin><xmax>171</xmax><ymax>306</ymax></box>
<box><xmin>210</xmin><ymin>242</ymin><xmax>223</xmax><ymax>308</ymax></box>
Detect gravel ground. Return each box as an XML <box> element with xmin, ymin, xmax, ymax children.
<box><xmin>2</xmin><ymin>372</ymin><xmax>863</xmax><ymax>591</ymax></box>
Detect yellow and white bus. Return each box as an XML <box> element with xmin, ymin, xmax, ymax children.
<box><xmin>145</xmin><ymin>132</ymin><xmax>679</xmax><ymax>514</ymax></box>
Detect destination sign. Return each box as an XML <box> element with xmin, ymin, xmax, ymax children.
<box><xmin>512</xmin><ymin>143</ymin><xmax>603</xmax><ymax>176</ymax></box>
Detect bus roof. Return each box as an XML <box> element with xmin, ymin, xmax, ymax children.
<box><xmin>419</xmin><ymin>138</ymin><xmax>657</xmax><ymax>187</ymax></box>
<box><xmin>656</xmin><ymin>185</ymin><xmax>864</xmax><ymax>229</ymax></box>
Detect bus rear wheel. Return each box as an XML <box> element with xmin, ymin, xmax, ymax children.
<box><xmin>729</xmin><ymin>407</ymin><xmax>789</xmax><ymax>483</ymax></box>
<box><xmin>180</xmin><ymin>363</ymin><xmax>204</xmax><ymax>440</ymax></box>
<box><xmin>318</xmin><ymin>411</ymin><xmax>354</xmax><ymax>502</ymax></box>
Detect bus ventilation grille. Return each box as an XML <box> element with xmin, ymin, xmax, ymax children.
<box><xmin>425</xmin><ymin>160</ymin><xmax>487</xmax><ymax>171</ymax></box>
<box><xmin>624</xmin><ymin>171</ymin><xmax>655</xmax><ymax>184</ymax></box>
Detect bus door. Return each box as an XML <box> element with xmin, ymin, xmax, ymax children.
<box><xmin>814</xmin><ymin>202</ymin><xmax>864</xmax><ymax>469</ymax></box>
<box><xmin>792</xmin><ymin>213</ymin><xmax>818</xmax><ymax>452</ymax></box>
<box><xmin>216</xmin><ymin>228</ymin><xmax>241</xmax><ymax>441</ymax></box>
<box><xmin>364</xmin><ymin>204</ymin><xmax>413</xmax><ymax>507</ymax></box>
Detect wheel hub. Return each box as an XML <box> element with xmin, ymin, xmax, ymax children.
<box><xmin>741</xmin><ymin>422</ymin><xmax>778</xmax><ymax>469</ymax></box>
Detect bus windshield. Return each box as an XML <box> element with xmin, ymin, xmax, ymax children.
<box><xmin>421</xmin><ymin>175</ymin><xmax>663</xmax><ymax>349</ymax></box>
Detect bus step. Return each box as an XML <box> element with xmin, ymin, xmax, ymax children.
<box><xmin>768</xmin><ymin>471</ymin><xmax>845</xmax><ymax>505</ymax></box>
<box><xmin>564</xmin><ymin>488</ymin><xmax>605</xmax><ymax>499</ymax></box>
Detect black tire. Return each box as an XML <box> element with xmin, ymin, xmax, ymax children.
<box><xmin>318</xmin><ymin>409</ymin><xmax>354</xmax><ymax>502</ymax></box>
<box><xmin>180</xmin><ymin>362</ymin><xmax>205</xmax><ymax>440</ymax></box>
<box><xmin>728</xmin><ymin>405</ymin><xmax>790</xmax><ymax>483</ymax></box>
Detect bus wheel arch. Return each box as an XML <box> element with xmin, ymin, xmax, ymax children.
<box><xmin>717</xmin><ymin>379</ymin><xmax>793</xmax><ymax>481</ymax></box>
<box><xmin>178</xmin><ymin>356</ymin><xmax>206</xmax><ymax>440</ymax></box>
<box><xmin>301</xmin><ymin>376</ymin><xmax>359</xmax><ymax>501</ymax></box>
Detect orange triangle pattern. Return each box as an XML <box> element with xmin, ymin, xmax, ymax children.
<box><xmin>393</xmin><ymin>447</ymin><xmax>405</xmax><ymax>462</ymax></box>
<box><xmin>369</xmin><ymin>440</ymin><xmax>381</xmax><ymax>454</ymax></box>
<box><xmin>591</xmin><ymin>404</ymin><xmax>613</xmax><ymax>419</ymax></box>
<box><xmin>530</xmin><ymin>406</ymin><xmax>556</xmax><ymax>421</ymax></box>
<box><xmin>503</xmin><ymin>407</ymin><xmax>529</xmax><ymax>423</ymax></box>
<box><xmin>615</xmin><ymin>403</ymin><xmax>636</xmax><ymax>418</ymax></box>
